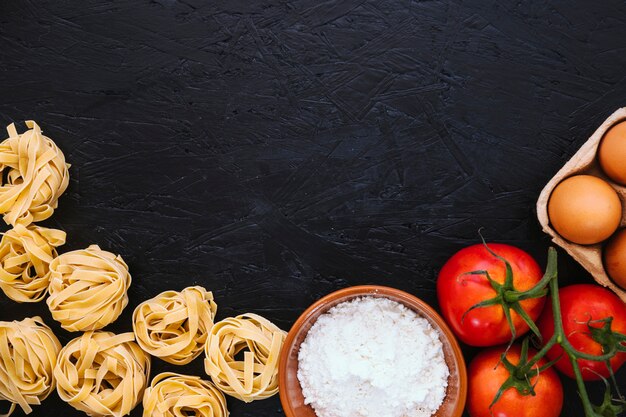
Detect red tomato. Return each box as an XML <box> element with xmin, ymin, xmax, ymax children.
<box><xmin>437</xmin><ymin>244</ymin><xmax>545</xmax><ymax>346</ymax></box>
<box><xmin>537</xmin><ymin>284</ymin><xmax>626</xmax><ymax>380</ymax></box>
<box><xmin>468</xmin><ymin>345</ymin><xmax>563</xmax><ymax>417</ymax></box>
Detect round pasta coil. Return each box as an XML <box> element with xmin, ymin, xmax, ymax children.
<box><xmin>47</xmin><ymin>245</ymin><xmax>131</xmax><ymax>331</ymax></box>
<box><xmin>204</xmin><ymin>313</ymin><xmax>286</xmax><ymax>402</ymax></box>
<box><xmin>0</xmin><ymin>317</ymin><xmax>61</xmax><ymax>416</ymax></box>
<box><xmin>133</xmin><ymin>286</ymin><xmax>217</xmax><ymax>365</ymax></box>
<box><xmin>142</xmin><ymin>372</ymin><xmax>228</xmax><ymax>417</ymax></box>
<box><xmin>54</xmin><ymin>331</ymin><xmax>151</xmax><ymax>417</ymax></box>
<box><xmin>0</xmin><ymin>121</ymin><xmax>70</xmax><ymax>226</ymax></box>
<box><xmin>0</xmin><ymin>224</ymin><xmax>66</xmax><ymax>302</ymax></box>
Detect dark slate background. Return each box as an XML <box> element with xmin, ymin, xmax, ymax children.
<box><xmin>1</xmin><ymin>1</ymin><xmax>625</xmax><ymax>416</ymax></box>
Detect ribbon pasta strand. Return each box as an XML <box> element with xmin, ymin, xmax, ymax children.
<box><xmin>204</xmin><ymin>313</ymin><xmax>286</xmax><ymax>402</ymax></box>
<box><xmin>0</xmin><ymin>224</ymin><xmax>66</xmax><ymax>302</ymax></box>
<box><xmin>54</xmin><ymin>331</ymin><xmax>151</xmax><ymax>417</ymax></box>
<box><xmin>47</xmin><ymin>245</ymin><xmax>131</xmax><ymax>331</ymax></box>
<box><xmin>0</xmin><ymin>121</ymin><xmax>70</xmax><ymax>226</ymax></box>
<box><xmin>0</xmin><ymin>317</ymin><xmax>61</xmax><ymax>416</ymax></box>
<box><xmin>142</xmin><ymin>372</ymin><xmax>228</xmax><ymax>417</ymax></box>
<box><xmin>133</xmin><ymin>286</ymin><xmax>217</xmax><ymax>365</ymax></box>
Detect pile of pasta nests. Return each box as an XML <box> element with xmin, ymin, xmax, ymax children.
<box><xmin>0</xmin><ymin>121</ymin><xmax>287</xmax><ymax>417</ymax></box>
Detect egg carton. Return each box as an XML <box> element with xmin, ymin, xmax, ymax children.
<box><xmin>537</xmin><ymin>107</ymin><xmax>626</xmax><ymax>302</ymax></box>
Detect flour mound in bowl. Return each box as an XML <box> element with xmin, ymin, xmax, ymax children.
<box><xmin>297</xmin><ymin>296</ymin><xmax>449</xmax><ymax>417</ymax></box>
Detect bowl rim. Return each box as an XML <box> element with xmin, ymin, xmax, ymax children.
<box><xmin>278</xmin><ymin>284</ymin><xmax>468</xmax><ymax>417</ymax></box>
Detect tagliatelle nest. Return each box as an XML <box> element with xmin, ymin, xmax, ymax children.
<box><xmin>0</xmin><ymin>121</ymin><xmax>70</xmax><ymax>226</ymax></box>
<box><xmin>46</xmin><ymin>244</ymin><xmax>131</xmax><ymax>331</ymax></box>
<box><xmin>0</xmin><ymin>317</ymin><xmax>62</xmax><ymax>416</ymax></box>
<box><xmin>133</xmin><ymin>286</ymin><xmax>217</xmax><ymax>365</ymax></box>
<box><xmin>204</xmin><ymin>313</ymin><xmax>286</xmax><ymax>402</ymax></box>
<box><xmin>0</xmin><ymin>224</ymin><xmax>66</xmax><ymax>302</ymax></box>
<box><xmin>54</xmin><ymin>331</ymin><xmax>151</xmax><ymax>417</ymax></box>
<box><xmin>142</xmin><ymin>372</ymin><xmax>228</xmax><ymax>417</ymax></box>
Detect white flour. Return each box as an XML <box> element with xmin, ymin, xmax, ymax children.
<box><xmin>297</xmin><ymin>296</ymin><xmax>449</xmax><ymax>417</ymax></box>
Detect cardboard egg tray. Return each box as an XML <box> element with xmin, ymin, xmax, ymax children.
<box><xmin>537</xmin><ymin>107</ymin><xmax>626</xmax><ymax>302</ymax></box>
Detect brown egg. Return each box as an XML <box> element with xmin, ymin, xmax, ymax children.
<box><xmin>604</xmin><ymin>228</ymin><xmax>626</xmax><ymax>289</ymax></box>
<box><xmin>599</xmin><ymin>120</ymin><xmax>626</xmax><ymax>185</ymax></box>
<box><xmin>548</xmin><ymin>175</ymin><xmax>622</xmax><ymax>245</ymax></box>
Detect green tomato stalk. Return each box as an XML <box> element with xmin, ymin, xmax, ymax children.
<box><xmin>465</xmin><ymin>245</ymin><xmax>625</xmax><ymax>417</ymax></box>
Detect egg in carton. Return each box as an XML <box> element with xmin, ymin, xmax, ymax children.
<box><xmin>537</xmin><ymin>107</ymin><xmax>626</xmax><ymax>302</ymax></box>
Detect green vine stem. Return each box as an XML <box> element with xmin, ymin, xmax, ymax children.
<box><xmin>470</xmin><ymin>246</ymin><xmax>626</xmax><ymax>417</ymax></box>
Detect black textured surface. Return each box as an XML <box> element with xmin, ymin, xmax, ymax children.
<box><xmin>1</xmin><ymin>1</ymin><xmax>626</xmax><ymax>416</ymax></box>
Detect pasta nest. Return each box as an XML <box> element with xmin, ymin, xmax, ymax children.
<box><xmin>0</xmin><ymin>224</ymin><xmax>66</xmax><ymax>302</ymax></box>
<box><xmin>142</xmin><ymin>372</ymin><xmax>228</xmax><ymax>417</ymax></box>
<box><xmin>0</xmin><ymin>317</ymin><xmax>61</xmax><ymax>416</ymax></box>
<box><xmin>204</xmin><ymin>313</ymin><xmax>286</xmax><ymax>402</ymax></box>
<box><xmin>0</xmin><ymin>121</ymin><xmax>69</xmax><ymax>226</ymax></box>
<box><xmin>46</xmin><ymin>245</ymin><xmax>131</xmax><ymax>331</ymax></box>
<box><xmin>54</xmin><ymin>331</ymin><xmax>151</xmax><ymax>417</ymax></box>
<box><xmin>133</xmin><ymin>286</ymin><xmax>217</xmax><ymax>365</ymax></box>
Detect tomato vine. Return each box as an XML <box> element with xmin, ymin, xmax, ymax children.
<box><xmin>468</xmin><ymin>246</ymin><xmax>626</xmax><ymax>417</ymax></box>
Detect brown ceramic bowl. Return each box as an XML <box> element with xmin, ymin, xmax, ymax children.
<box><xmin>279</xmin><ymin>285</ymin><xmax>467</xmax><ymax>417</ymax></box>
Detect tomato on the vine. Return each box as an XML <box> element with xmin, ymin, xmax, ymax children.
<box><xmin>468</xmin><ymin>345</ymin><xmax>563</xmax><ymax>417</ymax></box>
<box><xmin>537</xmin><ymin>284</ymin><xmax>626</xmax><ymax>380</ymax></box>
<box><xmin>437</xmin><ymin>243</ymin><xmax>545</xmax><ymax>346</ymax></box>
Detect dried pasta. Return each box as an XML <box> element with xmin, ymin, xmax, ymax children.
<box><xmin>0</xmin><ymin>317</ymin><xmax>61</xmax><ymax>416</ymax></box>
<box><xmin>0</xmin><ymin>224</ymin><xmax>66</xmax><ymax>302</ymax></box>
<box><xmin>0</xmin><ymin>121</ymin><xmax>69</xmax><ymax>226</ymax></box>
<box><xmin>47</xmin><ymin>244</ymin><xmax>131</xmax><ymax>331</ymax></box>
<box><xmin>204</xmin><ymin>313</ymin><xmax>286</xmax><ymax>402</ymax></box>
<box><xmin>54</xmin><ymin>331</ymin><xmax>150</xmax><ymax>417</ymax></box>
<box><xmin>133</xmin><ymin>286</ymin><xmax>217</xmax><ymax>365</ymax></box>
<box><xmin>142</xmin><ymin>372</ymin><xmax>228</xmax><ymax>417</ymax></box>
